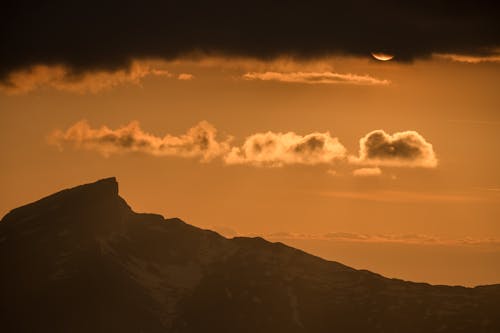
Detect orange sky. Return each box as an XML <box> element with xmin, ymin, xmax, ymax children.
<box><xmin>1</xmin><ymin>56</ymin><xmax>499</xmax><ymax>286</ymax></box>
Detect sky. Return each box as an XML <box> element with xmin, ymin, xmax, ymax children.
<box><xmin>1</xmin><ymin>1</ymin><xmax>500</xmax><ymax>286</ymax></box>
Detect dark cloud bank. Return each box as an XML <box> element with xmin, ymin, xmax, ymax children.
<box><xmin>1</xmin><ymin>0</ymin><xmax>499</xmax><ymax>80</ymax></box>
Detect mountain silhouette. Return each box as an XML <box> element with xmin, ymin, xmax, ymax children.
<box><xmin>1</xmin><ymin>177</ymin><xmax>499</xmax><ymax>333</ymax></box>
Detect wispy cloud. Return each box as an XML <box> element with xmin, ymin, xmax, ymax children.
<box><xmin>352</xmin><ymin>167</ymin><xmax>382</xmax><ymax>176</ymax></box>
<box><xmin>49</xmin><ymin>120</ymin><xmax>231</xmax><ymax>161</ymax></box>
<box><xmin>178</xmin><ymin>73</ymin><xmax>194</xmax><ymax>80</ymax></box>
<box><xmin>326</xmin><ymin>169</ymin><xmax>338</xmax><ymax>176</ymax></box>
<box><xmin>0</xmin><ymin>61</ymin><xmax>199</xmax><ymax>94</ymax></box>
<box><xmin>263</xmin><ymin>231</ymin><xmax>500</xmax><ymax>247</ymax></box>
<box><xmin>211</xmin><ymin>226</ymin><xmax>500</xmax><ymax>247</ymax></box>
<box><xmin>0</xmin><ymin>57</ymin><xmax>390</xmax><ymax>94</ymax></box>
<box><xmin>243</xmin><ymin>71</ymin><xmax>390</xmax><ymax>85</ymax></box>
<box><xmin>448</xmin><ymin>119</ymin><xmax>500</xmax><ymax>126</ymax></box>
<box><xmin>435</xmin><ymin>52</ymin><xmax>500</xmax><ymax>64</ymax></box>
<box><xmin>319</xmin><ymin>190</ymin><xmax>483</xmax><ymax>203</ymax></box>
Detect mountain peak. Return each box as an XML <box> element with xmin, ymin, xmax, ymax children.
<box><xmin>77</xmin><ymin>177</ymin><xmax>119</xmax><ymax>196</ymax></box>
<box><xmin>1</xmin><ymin>177</ymin><xmax>125</xmax><ymax>226</ymax></box>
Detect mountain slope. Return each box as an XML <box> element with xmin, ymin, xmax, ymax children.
<box><xmin>1</xmin><ymin>178</ymin><xmax>499</xmax><ymax>333</ymax></box>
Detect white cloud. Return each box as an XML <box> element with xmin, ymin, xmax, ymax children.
<box><xmin>49</xmin><ymin>120</ymin><xmax>231</xmax><ymax>161</ymax></box>
<box><xmin>351</xmin><ymin>130</ymin><xmax>437</xmax><ymax>168</ymax></box>
<box><xmin>49</xmin><ymin>121</ymin><xmax>440</xmax><ymax>175</ymax></box>
<box><xmin>225</xmin><ymin>131</ymin><xmax>346</xmax><ymax>167</ymax></box>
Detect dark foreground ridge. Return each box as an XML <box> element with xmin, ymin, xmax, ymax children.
<box><xmin>1</xmin><ymin>178</ymin><xmax>499</xmax><ymax>333</ymax></box>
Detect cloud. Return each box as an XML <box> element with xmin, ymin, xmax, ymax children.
<box><xmin>263</xmin><ymin>231</ymin><xmax>500</xmax><ymax>247</ymax></box>
<box><xmin>435</xmin><ymin>52</ymin><xmax>500</xmax><ymax>64</ymax></box>
<box><xmin>1</xmin><ymin>2</ymin><xmax>499</xmax><ymax>79</ymax></box>
<box><xmin>326</xmin><ymin>169</ymin><xmax>337</xmax><ymax>176</ymax></box>
<box><xmin>49</xmin><ymin>121</ymin><xmax>440</xmax><ymax>174</ymax></box>
<box><xmin>243</xmin><ymin>71</ymin><xmax>389</xmax><ymax>85</ymax></box>
<box><xmin>351</xmin><ymin>130</ymin><xmax>437</xmax><ymax>168</ymax></box>
<box><xmin>49</xmin><ymin>120</ymin><xmax>231</xmax><ymax>161</ymax></box>
<box><xmin>178</xmin><ymin>73</ymin><xmax>194</xmax><ymax>80</ymax></box>
<box><xmin>225</xmin><ymin>131</ymin><xmax>346</xmax><ymax>167</ymax></box>
<box><xmin>319</xmin><ymin>190</ymin><xmax>483</xmax><ymax>204</ymax></box>
<box><xmin>352</xmin><ymin>167</ymin><xmax>382</xmax><ymax>176</ymax></box>
<box><xmin>210</xmin><ymin>226</ymin><xmax>240</xmax><ymax>238</ymax></box>
<box><xmin>0</xmin><ymin>61</ymin><xmax>173</xmax><ymax>94</ymax></box>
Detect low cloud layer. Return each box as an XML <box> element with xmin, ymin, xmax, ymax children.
<box><xmin>320</xmin><ymin>190</ymin><xmax>482</xmax><ymax>204</ymax></box>
<box><xmin>49</xmin><ymin>120</ymin><xmax>230</xmax><ymax>161</ymax></box>
<box><xmin>211</xmin><ymin>226</ymin><xmax>500</xmax><ymax>247</ymax></box>
<box><xmin>263</xmin><ymin>231</ymin><xmax>500</xmax><ymax>247</ymax></box>
<box><xmin>352</xmin><ymin>130</ymin><xmax>437</xmax><ymax>168</ymax></box>
<box><xmin>243</xmin><ymin>71</ymin><xmax>389</xmax><ymax>85</ymax></box>
<box><xmin>50</xmin><ymin>121</ymin><xmax>440</xmax><ymax>173</ymax></box>
<box><xmin>225</xmin><ymin>131</ymin><xmax>346</xmax><ymax>167</ymax></box>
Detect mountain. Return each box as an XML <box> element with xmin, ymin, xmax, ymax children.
<box><xmin>1</xmin><ymin>178</ymin><xmax>499</xmax><ymax>333</ymax></box>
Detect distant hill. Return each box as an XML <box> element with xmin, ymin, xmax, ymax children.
<box><xmin>1</xmin><ymin>177</ymin><xmax>499</xmax><ymax>332</ymax></box>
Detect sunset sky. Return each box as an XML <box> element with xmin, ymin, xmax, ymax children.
<box><xmin>1</xmin><ymin>1</ymin><xmax>499</xmax><ymax>286</ymax></box>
